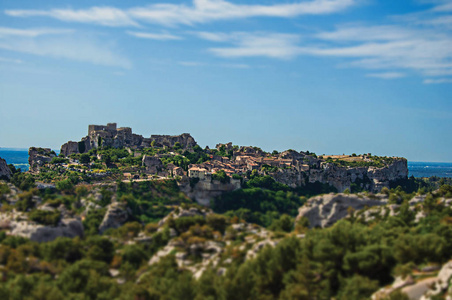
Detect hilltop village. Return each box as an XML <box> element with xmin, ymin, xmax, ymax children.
<box><xmin>26</xmin><ymin>123</ymin><xmax>409</xmax><ymax>202</ymax></box>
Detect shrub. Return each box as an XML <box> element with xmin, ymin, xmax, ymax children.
<box><xmin>29</xmin><ymin>210</ymin><xmax>61</xmax><ymax>226</ymax></box>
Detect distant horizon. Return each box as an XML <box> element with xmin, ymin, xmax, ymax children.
<box><xmin>1</xmin><ymin>146</ymin><xmax>452</xmax><ymax>164</ymax></box>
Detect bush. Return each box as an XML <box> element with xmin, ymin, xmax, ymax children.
<box><xmin>212</xmin><ymin>170</ymin><xmax>230</xmax><ymax>184</ymax></box>
<box><xmin>121</xmin><ymin>244</ymin><xmax>148</xmax><ymax>268</ymax></box>
<box><xmin>50</xmin><ymin>157</ymin><xmax>68</xmax><ymax>164</ymax></box>
<box><xmin>170</xmin><ymin>216</ymin><xmax>206</xmax><ymax>233</ymax></box>
<box><xmin>56</xmin><ymin>179</ymin><xmax>74</xmax><ymax>193</ymax></box>
<box><xmin>29</xmin><ymin>210</ymin><xmax>61</xmax><ymax>226</ymax></box>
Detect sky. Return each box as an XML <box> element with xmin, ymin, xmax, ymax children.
<box><xmin>0</xmin><ymin>0</ymin><xmax>451</xmax><ymax>162</ymax></box>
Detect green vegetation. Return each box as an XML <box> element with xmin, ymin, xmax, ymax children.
<box><xmin>212</xmin><ymin>170</ymin><xmax>230</xmax><ymax>183</ymax></box>
<box><xmin>29</xmin><ymin>209</ymin><xmax>61</xmax><ymax>226</ymax></box>
<box><xmin>117</xmin><ymin>180</ymin><xmax>192</xmax><ymax>223</ymax></box>
<box><xmin>1</xmin><ymin>171</ymin><xmax>452</xmax><ymax>299</ymax></box>
<box><xmin>213</xmin><ymin>175</ymin><xmax>305</xmax><ymax>227</ymax></box>
<box><xmin>325</xmin><ymin>155</ymin><xmax>397</xmax><ymax>168</ymax></box>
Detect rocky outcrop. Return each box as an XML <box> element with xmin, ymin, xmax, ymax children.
<box><xmin>271</xmin><ymin>168</ymin><xmax>306</xmax><ymax>188</ymax></box>
<box><xmin>158</xmin><ymin>207</ymin><xmax>211</xmax><ymax>227</ymax></box>
<box><xmin>1</xmin><ymin>211</ymin><xmax>84</xmax><ymax>243</ymax></box>
<box><xmin>419</xmin><ymin>261</ymin><xmax>452</xmax><ymax>299</ymax></box>
<box><xmin>149</xmin><ymin>133</ymin><xmax>197</xmax><ymax>149</ymax></box>
<box><xmin>0</xmin><ymin>157</ymin><xmax>12</xmax><ymax>180</ymax></box>
<box><xmin>60</xmin><ymin>141</ymin><xmax>80</xmax><ymax>157</ymax></box>
<box><xmin>28</xmin><ymin>147</ymin><xmax>56</xmax><ymax>173</ymax></box>
<box><xmin>371</xmin><ymin>261</ymin><xmax>452</xmax><ymax>300</ymax></box>
<box><xmin>60</xmin><ymin>123</ymin><xmax>198</xmax><ymax>156</ymax></box>
<box><xmin>142</xmin><ymin>155</ymin><xmax>163</xmax><ymax>174</ymax></box>
<box><xmin>98</xmin><ymin>202</ymin><xmax>130</xmax><ymax>233</ymax></box>
<box><xmin>296</xmin><ymin>193</ymin><xmax>388</xmax><ymax>228</ymax></box>
<box><xmin>308</xmin><ymin>159</ymin><xmax>408</xmax><ymax>193</ymax></box>
<box><xmin>178</xmin><ymin>177</ymin><xmax>241</xmax><ymax>206</ymax></box>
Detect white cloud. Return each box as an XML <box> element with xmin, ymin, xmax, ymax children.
<box><xmin>0</xmin><ymin>56</ymin><xmax>23</xmax><ymax>64</ymax></box>
<box><xmin>309</xmin><ymin>25</ymin><xmax>452</xmax><ymax>78</ymax></box>
<box><xmin>6</xmin><ymin>7</ymin><xmax>139</xmax><ymax>27</ymax></box>
<box><xmin>129</xmin><ymin>0</ymin><xmax>357</xmax><ymax>26</ymax></box>
<box><xmin>179</xmin><ymin>61</ymin><xmax>205</xmax><ymax>66</ymax></box>
<box><xmin>196</xmin><ymin>32</ymin><xmax>302</xmax><ymax>59</ymax></box>
<box><xmin>178</xmin><ymin>61</ymin><xmax>250</xmax><ymax>69</ymax></box>
<box><xmin>220</xmin><ymin>63</ymin><xmax>250</xmax><ymax>69</ymax></box>
<box><xmin>0</xmin><ymin>27</ymin><xmax>131</xmax><ymax>68</ymax></box>
<box><xmin>423</xmin><ymin>78</ymin><xmax>452</xmax><ymax>84</ymax></box>
<box><xmin>431</xmin><ymin>1</ymin><xmax>452</xmax><ymax>12</ymax></box>
<box><xmin>196</xmin><ymin>21</ymin><xmax>452</xmax><ymax>81</ymax></box>
<box><xmin>0</xmin><ymin>27</ymin><xmax>73</xmax><ymax>37</ymax></box>
<box><xmin>315</xmin><ymin>25</ymin><xmax>425</xmax><ymax>41</ymax></box>
<box><xmin>193</xmin><ymin>32</ymin><xmax>230</xmax><ymax>42</ymax></box>
<box><xmin>127</xmin><ymin>31</ymin><xmax>182</xmax><ymax>40</ymax></box>
<box><xmin>6</xmin><ymin>0</ymin><xmax>358</xmax><ymax>27</ymax></box>
<box><xmin>366</xmin><ymin>72</ymin><xmax>406</xmax><ymax>79</ymax></box>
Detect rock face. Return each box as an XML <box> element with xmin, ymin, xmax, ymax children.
<box><xmin>142</xmin><ymin>155</ymin><xmax>163</xmax><ymax>174</ymax></box>
<box><xmin>0</xmin><ymin>157</ymin><xmax>12</xmax><ymax>179</ymax></box>
<box><xmin>296</xmin><ymin>193</ymin><xmax>387</xmax><ymax>228</ymax></box>
<box><xmin>28</xmin><ymin>147</ymin><xmax>56</xmax><ymax>173</ymax></box>
<box><xmin>371</xmin><ymin>261</ymin><xmax>452</xmax><ymax>300</ymax></box>
<box><xmin>98</xmin><ymin>202</ymin><xmax>130</xmax><ymax>233</ymax></box>
<box><xmin>178</xmin><ymin>177</ymin><xmax>241</xmax><ymax>206</ymax></box>
<box><xmin>1</xmin><ymin>211</ymin><xmax>84</xmax><ymax>243</ymax></box>
<box><xmin>419</xmin><ymin>261</ymin><xmax>452</xmax><ymax>300</ymax></box>
<box><xmin>149</xmin><ymin>133</ymin><xmax>197</xmax><ymax>149</ymax></box>
<box><xmin>307</xmin><ymin>159</ymin><xmax>408</xmax><ymax>193</ymax></box>
<box><xmin>60</xmin><ymin>123</ymin><xmax>197</xmax><ymax>156</ymax></box>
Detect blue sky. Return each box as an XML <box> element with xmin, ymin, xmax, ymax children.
<box><xmin>0</xmin><ymin>0</ymin><xmax>451</xmax><ymax>162</ymax></box>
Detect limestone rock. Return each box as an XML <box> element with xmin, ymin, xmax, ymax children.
<box><xmin>28</xmin><ymin>147</ymin><xmax>55</xmax><ymax>173</ymax></box>
<box><xmin>371</xmin><ymin>276</ymin><xmax>415</xmax><ymax>300</ymax></box>
<box><xmin>4</xmin><ymin>211</ymin><xmax>84</xmax><ymax>243</ymax></box>
<box><xmin>420</xmin><ymin>261</ymin><xmax>452</xmax><ymax>300</ymax></box>
<box><xmin>98</xmin><ymin>202</ymin><xmax>130</xmax><ymax>233</ymax></box>
<box><xmin>0</xmin><ymin>157</ymin><xmax>12</xmax><ymax>180</ymax></box>
<box><xmin>149</xmin><ymin>133</ymin><xmax>197</xmax><ymax>149</ymax></box>
<box><xmin>296</xmin><ymin>193</ymin><xmax>387</xmax><ymax>228</ymax></box>
<box><xmin>60</xmin><ymin>141</ymin><xmax>80</xmax><ymax>157</ymax></box>
<box><xmin>308</xmin><ymin>159</ymin><xmax>408</xmax><ymax>193</ymax></box>
<box><xmin>179</xmin><ymin>178</ymin><xmax>241</xmax><ymax>206</ymax></box>
<box><xmin>142</xmin><ymin>155</ymin><xmax>163</xmax><ymax>174</ymax></box>
<box><xmin>158</xmin><ymin>207</ymin><xmax>211</xmax><ymax>227</ymax></box>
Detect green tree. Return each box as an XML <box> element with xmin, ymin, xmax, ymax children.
<box><xmin>80</xmin><ymin>153</ymin><xmax>91</xmax><ymax>164</ymax></box>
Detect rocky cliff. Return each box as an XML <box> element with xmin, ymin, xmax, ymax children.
<box><xmin>60</xmin><ymin>123</ymin><xmax>197</xmax><ymax>156</ymax></box>
<box><xmin>28</xmin><ymin>147</ymin><xmax>56</xmax><ymax>173</ymax></box>
<box><xmin>296</xmin><ymin>193</ymin><xmax>388</xmax><ymax>228</ymax></box>
<box><xmin>178</xmin><ymin>177</ymin><xmax>241</xmax><ymax>206</ymax></box>
<box><xmin>0</xmin><ymin>157</ymin><xmax>12</xmax><ymax>180</ymax></box>
<box><xmin>1</xmin><ymin>211</ymin><xmax>84</xmax><ymax>243</ymax></box>
<box><xmin>273</xmin><ymin>158</ymin><xmax>408</xmax><ymax>193</ymax></box>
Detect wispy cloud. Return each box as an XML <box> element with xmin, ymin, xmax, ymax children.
<box><xmin>308</xmin><ymin>24</ymin><xmax>452</xmax><ymax>79</ymax></box>
<box><xmin>0</xmin><ymin>27</ymin><xmax>73</xmax><ymax>37</ymax></box>
<box><xmin>6</xmin><ymin>0</ymin><xmax>358</xmax><ymax>27</ymax></box>
<box><xmin>127</xmin><ymin>31</ymin><xmax>182</xmax><ymax>40</ymax></box>
<box><xmin>6</xmin><ymin>7</ymin><xmax>139</xmax><ymax>27</ymax></box>
<box><xmin>423</xmin><ymin>78</ymin><xmax>452</xmax><ymax>84</ymax></box>
<box><xmin>195</xmin><ymin>16</ymin><xmax>452</xmax><ymax>81</ymax></box>
<box><xmin>178</xmin><ymin>61</ymin><xmax>251</xmax><ymax>69</ymax></box>
<box><xmin>196</xmin><ymin>32</ymin><xmax>302</xmax><ymax>59</ymax></box>
<box><xmin>179</xmin><ymin>61</ymin><xmax>205</xmax><ymax>67</ymax></box>
<box><xmin>366</xmin><ymin>72</ymin><xmax>406</xmax><ymax>79</ymax></box>
<box><xmin>0</xmin><ymin>27</ymin><xmax>131</xmax><ymax>68</ymax></box>
<box><xmin>0</xmin><ymin>56</ymin><xmax>23</xmax><ymax>64</ymax></box>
